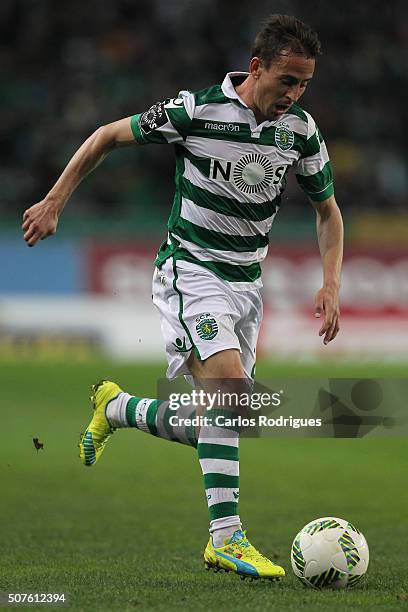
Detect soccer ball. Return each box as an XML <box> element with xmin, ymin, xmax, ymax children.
<box><xmin>291</xmin><ymin>517</ymin><xmax>369</xmax><ymax>589</ymax></box>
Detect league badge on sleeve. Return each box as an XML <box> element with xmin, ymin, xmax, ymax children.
<box><xmin>139</xmin><ymin>100</ymin><xmax>168</xmax><ymax>134</ymax></box>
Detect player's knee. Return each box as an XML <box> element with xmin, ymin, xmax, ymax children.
<box><xmin>216</xmin><ymin>350</ymin><xmax>246</xmax><ymax>379</ymax></box>
<box><xmin>190</xmin><ymin>348</ymin><xmax>245</xmax><ymax>379</ymax></box>
<box><xmin>219</xmin><ymin>363</ymin><xmax>245</xmax><ymax>379</ymax></box>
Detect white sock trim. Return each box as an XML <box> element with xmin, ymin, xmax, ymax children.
<box><xmin>135</xmin><ymin>398</ymin><xmax>155</xmax><ymax>433</ymax></box>
<box><xmin>205</xmin><ymin>488</ymin><xmax>240</xmax><ymax>507</ymax></box>
<box><xmin>198</xmin><ymin>426</ymin><xmax>239</xmax><ymax>447</ymax></box>
<box><xmin>199</xmin><ymin>458</ymin><xmax>239</xmax><ymax>477</ymax></box>
<box><xmin>209</xmin><ymin>515</ymin><xmax>241</xmax><ymax>534</ymax></box>
<box><xmin>106</xmin><ymin>392</ymin><xmax>132</xmax><ymax>428</ymax></box>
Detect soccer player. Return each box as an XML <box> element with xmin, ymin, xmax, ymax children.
<box><xmin>22</xmin><ymin>15</ymin><xmax>343</xmax><ymax>580</ymax></box>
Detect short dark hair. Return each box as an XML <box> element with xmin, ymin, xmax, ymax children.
<box><xmin>251</xmin><ymin>14</ymin><xmax>322</xmax><ymax>67</ymax></box>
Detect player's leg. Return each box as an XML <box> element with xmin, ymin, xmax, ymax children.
<box><xmin>78</xmin><ymin>260</ymin><xmax>201</xmax><ymax>466</ymax></box>
<box><xmin>78</xmin><ymin>346</ymin><xmax>243</xmax><ymax>468</ymax></box>
<box><xmin>78</xmin><ymin>284</ymin><xmax>264</xmax><ymax>467</ymax></box>
<box><xmin>189</xmin><ymin>348</ymin><xmax>285</xmax><ymax>580</ymax></box>
<box><xmin>189</xmin><ymin>348</ymin><xmax>245</xmax><ymax>544</ymax></box>
<box><xmin>78</xmin><ymin>381</ymin><xmax>199</xmax><ymax>466</ymax></box>
<box><xmin>190</xmin><ymin>286</ymin><xmax>262</xmax><ymax>541</ymax></box>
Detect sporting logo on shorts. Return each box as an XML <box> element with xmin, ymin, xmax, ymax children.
<box><xmin>195</xmin><ymin>313</ymin><xmax>218</xmax><ymax>340</ymax></box>
<box><xmin>139</xmin><ymin>100</ymin><xmax>168</xmax><ymax>134</ymax></box>
<box><xmin>275</xmin><ymin>122</ymin><xmax>294</xmax><ymax>151</ymax></box>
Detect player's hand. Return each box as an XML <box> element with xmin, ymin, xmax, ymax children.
<box><xmin>22</xmin><ymin>200</ymin><xmax>59</xmax><ymax>247</ymax></box>
<box><xmin>314</xmin><ymin>285</ymin><xmax>340</xmax><ymax>345</ymax></box>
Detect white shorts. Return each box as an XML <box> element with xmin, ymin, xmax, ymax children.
<box><xmin>152</xmin><ymin>257</ymin><xmax>263</xmax><ymax>380</ymax></box>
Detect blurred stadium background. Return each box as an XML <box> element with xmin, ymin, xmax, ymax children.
<box><xmin>1</xmin><ymin>4</ymin><xmax>408</xmax><ymax>609</ymax></box>
<box><xmin>1</xmin><ymin>0</ymin><xmax>407</xmax><ymax>364</ymax></box>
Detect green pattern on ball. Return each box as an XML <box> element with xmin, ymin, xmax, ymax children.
<box><xmin>308</xmin><ymin>568</ymin><xmax>345</xmax><ymax>588</ymax></box>
<box><xmin>338</xmin><ymin>530</ymin><xmax>361</xmax><ymax>571</ymax></box>
<box><xmin>303</xmin><ymin>518</ymin><xmax>342</xmax><ymax>535</ymax></box>
<box><xmin>292</xmin><ymin>534</ymin><xmax>306</xmax><ymax>575</ymax></box>
<box><xmin>347</xmin><ymin>521</ymin><xmax>361</xmax><ymax>534</ymax></box>
<box><xmin>348</xmin><ymin>573</ymin><xmax>365</xmax><ymax>587</ymax></box>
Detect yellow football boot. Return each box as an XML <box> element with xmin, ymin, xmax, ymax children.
<box><xmin>79</xmin><ymin>380</ymin><xmax>122</xmax><ymax>466</ymax></box>
<box><xmin>204</xmin><ymin>529</ymin><xmax>285</xmax><ymax>581</ymax></box>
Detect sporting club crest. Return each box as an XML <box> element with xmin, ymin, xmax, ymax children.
<box><xmin>195</xmin><ymin>313</ymin><xmax>218</xmax><ymax>341</ymax></box>
<box><xmin>275</xmin><ymin>122</ymin><xmax>294</xmax><ymax>151</ymax></box>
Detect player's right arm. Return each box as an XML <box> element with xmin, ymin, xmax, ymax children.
<box><xmin>23</xmin><ymin>93</ymin><xmax>194</xmax><ymax>247</ymax></box>
<box><xmin>22</xmin><ymin>117</ymin><xmax>136</xmax><ymax>247</ymax></box>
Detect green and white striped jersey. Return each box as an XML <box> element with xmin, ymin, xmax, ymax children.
<box><xmin>131</xmin><ymin>72</ymin><xmax>334</xmax><ymax>291</ymax></box>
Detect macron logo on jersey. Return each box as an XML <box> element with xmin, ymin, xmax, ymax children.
<box><xmin>204</xmin><ymin>122</ymin><xmax>240</xmax><ymax>132</ymax></box>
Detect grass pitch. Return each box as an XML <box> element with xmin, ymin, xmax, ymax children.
<box><xmin>1</xmin><ymin>360</ymin><xmax>407</xmax><ymax>611</ymax></box>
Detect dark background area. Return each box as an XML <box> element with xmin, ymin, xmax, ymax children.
<box><xmin>1</xmin><ymin>0</ymin><xmax>407</xmax><ymax>237</ymax></box>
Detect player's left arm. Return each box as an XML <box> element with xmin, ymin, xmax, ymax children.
<box><xmin>311</xmin><ymin>194</ymin><xmax>344</xmax><ymax>345</ymax></box>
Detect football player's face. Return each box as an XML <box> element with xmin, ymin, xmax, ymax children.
<box><xmin>251</xmin><ymin>53</ymin><xmax>315</xmax><ymax>120</ymax></box>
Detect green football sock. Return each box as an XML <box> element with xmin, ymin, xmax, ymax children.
<box><xmin>106</xmin><ymin>392</ymin><xmax>197</xmax><ymax>448</ymax></box>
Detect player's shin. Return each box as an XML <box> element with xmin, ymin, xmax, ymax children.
<box><xmin>197</xmin><ymin>407</ymin><xmax>241</xmax><ymax>547</ymax></box>
<box><xmin>106</xmin><ymin>392</ymin><xmax>197</xmax><ymax>447</ymax></box>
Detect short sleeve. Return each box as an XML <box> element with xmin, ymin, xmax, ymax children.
<box><xmin>130</xmin><ymin>90</ymin><xmax>195</xmax><ymax>145</ymax></box>
<box><xmin>294</xmin><ymin>118</ymin><xmax>334</xmax><ymax>202</ymax></box>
